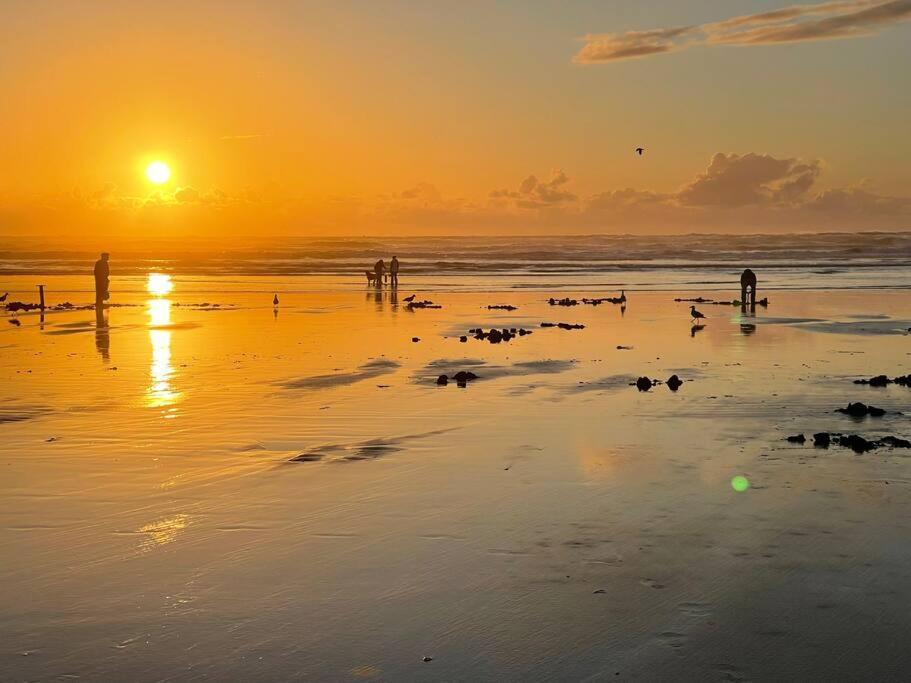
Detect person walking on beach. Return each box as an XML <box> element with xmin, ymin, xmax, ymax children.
<box><xmin>390</xmin><ymin>256</ymin><xmax>400</xmax><ymax>288</ymax></box>
<box><xmin>374</xmin><ymin>259</ymin><xmax>386</xmax><ymax>287</ymax></box>
<box><xmin>94</xmin><ymin>252</ymin><xmax>110</xmax><ymax>308</ymax></box>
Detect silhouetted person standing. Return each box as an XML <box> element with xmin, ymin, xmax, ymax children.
<box><xmin>94</xmin><ymin>252</ymin><xmax>110</xmax><ymax>309</ymax></box>
<box><xmin>390</xmin><ymin>256</ymin><xmax>400</xmax><ymax>288</ymax></box>
<box><xmin>374</xmin><ymin>259</ymin><xmax>385</xmax><ymax>287</ymax></box>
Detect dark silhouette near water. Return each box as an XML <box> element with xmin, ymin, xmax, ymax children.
<box><xmin>374</xmin><ymin>259</ymin><xmax>386</xmax><ymax>287</ymax></box>
<box><xmin>0</xmin><ymin>293</ymin><xmax>7</xmax><ymax>302</ymax></box>
<box><xmin>390</xmin><ymin>256</ymin><xmax>400</xmax><ymax>288</ymax></box>
<box><xmin>273</xmin><ymin>294</ymin><xmax>279</xmax><ymax>306</ymax></box>
<box><xmin>94</xmin><ymin>253</ymin><xmax>110</xmax><ymax>309</ymax></box>
<box><xmin>740</xmin><ymin>269</ymin><xmax>757</xmax><ymax>307</ymax></box>
<box><xmin>690</xmin><ymin>305</ymin><xmax>706</xmax><ymax>323</ymax></box>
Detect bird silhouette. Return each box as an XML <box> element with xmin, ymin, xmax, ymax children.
<box><xmin>9</xmin><ymin>318</ymin><xmax>21</xmax><ymax>326</ymax></box>
<box><xmin>635</xmin><ymin>147</ymin><xmax>644</xmax><ymax>155</ymax></box>
<box><xmin>403</xmin><ymin>294</ymin><xmax>416</xmax><ymax>302</ymax></box>
<box><xmin>273</xmin><ymin>294</ymin><xmax>279</xmax><ymax>306</ymax></box>
<box><xmin>690</xmin><ymin>305</ymin><xmax>706</xmax><ymax>323</ymax></box>
<box><xmin>0</xmin><ymin>293</ymin><xmax>8</xmax><ymax>302</ymax></box>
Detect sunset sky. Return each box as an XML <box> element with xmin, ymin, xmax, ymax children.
<box><xmin>2</xmin><ymin>0</ymin><xmax>910</xmax><ymax>240</ymax></box>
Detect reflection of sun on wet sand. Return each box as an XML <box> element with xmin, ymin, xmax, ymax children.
<box><xmin>2</xmin><ymin>279</ymin><xmax>911</xmax><ymax>681</ymax></box>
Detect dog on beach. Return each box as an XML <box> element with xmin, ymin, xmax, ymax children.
<box><xmin>365</xmin><ymin>270</ymin><xmax>378</xmax><ymax>285</ymax></box>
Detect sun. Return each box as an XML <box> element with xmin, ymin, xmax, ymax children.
<box><xmin>146</xmin><ymin>161</ymin><xmax>171</xmax><ymax>185</ymax></box>
<box><xmin>147</xmin><ymin>273</ymin><xmax>174</xmax><ymax>296</ymax></box>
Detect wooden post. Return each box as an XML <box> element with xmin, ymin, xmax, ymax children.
<box><xmin>38</xmin><ymin>284</ymin><xmax>46</xmax><ymax>311</ymax></box>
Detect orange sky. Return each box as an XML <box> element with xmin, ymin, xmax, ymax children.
<box><xmin>1</xmin><ymin>0</ymin><xmax>909</xmax><ymax>241</ymax></box>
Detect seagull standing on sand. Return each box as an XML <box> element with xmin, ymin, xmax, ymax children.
<box><xmin>690</xmin><ymin>305</ymin><xmax>706</xmax><ymax>323</ymax></box>
<box><xmin>635</xmin><ymin>148</ymin><xmax>644</xmax><ymax>156</ymax></box>
<box><xmin>273</xmin><ymin>294</ymin><xmax>279</xmax><ymax>306</ymax></box>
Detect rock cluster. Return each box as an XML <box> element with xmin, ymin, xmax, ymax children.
<box><xmin>468</xmin><ymin>327</ymin><xmax>532</xmax><ymax>343</ymax></box>
<box><xmin>853</xmin><ymin>374</ymin><xmax>911</xmax><ymax>387</ymax></box>
<box><xmin>633</xmin><ymin>375</ymin><xmax>685</xmax><ymax>391</ymax></box>
<box><xmin>806</xmin><ymin>432</ymin><xmax>911</xmax><ymax>453</ymax></box>
<box><xmin>437</xmin><ymin>371</ymin><xmax>479</xmax><ymax>387</ymax></box>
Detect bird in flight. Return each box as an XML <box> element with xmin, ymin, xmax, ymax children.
<box><xmin>690</xmin><ymin>305</ymin><xmax>706</xmax><ymax>323</ymax></box>
<box><xmin>635</xmin><ymin>147</ymin><xmax>644</xmax><ymax>155</ymax></box>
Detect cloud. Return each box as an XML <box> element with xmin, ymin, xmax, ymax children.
<box><xmin>174</xmin><ymin>187</ymin><xmax>200</xmax><ymax>203</ymax></box>
<box><xmin>574</xmin><ymin>26</ymin><xmax>695</xmax><ymax>63</ymax></box>
<box><xmin>677</xmin><ymin>153</ymin><xmax>821</xmax><ymax>207</ymax></box>
<box><xmin>490</xmin><ymin>169</ymin><xmax>577</xmax><ymax>208</ymax></box>
<box><xmin>575</xmin><ymin>0</ymin><xmax>911</xmax><ymax>64</ymax></box>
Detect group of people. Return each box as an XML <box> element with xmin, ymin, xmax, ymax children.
<box><xmin>370</xmin><ymin>255</ymin><xmax>400</xmax><ymax>287</ymax></box>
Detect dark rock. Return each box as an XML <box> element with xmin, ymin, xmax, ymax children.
<box><xmin>422</xmin><ymin>656</ymin><xmax>433</xmax><ymax>663</ymax></box>
<box><xmin>838</xmin><ymin>434</ymin><xmax>876</xmax><ymax>454</ymax></box>
<box><xmin>412</xmin><ymin>337</ymin><xmax>420</xmax><ymax>343</ymax></box>
<box><xmin>813</xmin><ymin>432</ymin><xmax>830</xmax><ymax>448</ymax></box>
<box><xmin>786</xmin><ymin>434</ymin><xmax>806</xmax><ymax>443</ymax></box>
<box><xmin>487</xmin><ymin>304</ymin><xmax>517</xmax><ymax>311</ymax></box>
<box><xmin>854</xmin><ymin>374</ymin><xmax>911</xmax><ymax>387</ymax></box>
<box><xmin>459</xmin><ymin>336</ymin><xmax>468</xmax><ymax>343</ymax></box>
<box><xmin>436</xmin><ymin>375</ymin><xmax>448</xmax><ymax>386</ymax></box>
<box><xmin>666</xmin><ymin>374</ymin><xmax>683</xmax><ymax>391</ymax></box>
<box><xmin>836</xmin><ymin>402</ymin><xmax>885</xmax><ymax>417</ymax></box>
<box><xmin>636</xmin><ymin>376</ymin><xmax>653</xmax><ymax>392</ymax></box>
<box><xmin>452</xmin><ymin>371</ymin><xmax>478</xmax><ymax>383</ymax></box>
<box><xmin>880</xmin><ymin>436</ymin><xmax>911</xmax><ymax>449</ymax></box>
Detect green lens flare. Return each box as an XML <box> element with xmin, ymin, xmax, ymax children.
<box><xmin>731</xmin><ymin>475</ymin><xmax>750</xmax><ymax>492</ymax></box>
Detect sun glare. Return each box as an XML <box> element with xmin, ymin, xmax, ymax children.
<box><xmin>146</xmin><ymin>161</ymin><xmax>171</xmax><ymax>184</ymax></box>
<box><xmin>147</xmin><ymin>273</ymin><xmax>173</xmax><ymax>296</ymax></box>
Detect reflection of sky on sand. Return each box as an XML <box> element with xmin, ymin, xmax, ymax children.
<box><xmin>147</xmin><ymin>296</ymin><xmax>181</xmax><ymax>411</ymax></box>
<box><xmin>137</xmin><ymin>513</ymin><xmax>188</xmax><ymax>550</ymax></box>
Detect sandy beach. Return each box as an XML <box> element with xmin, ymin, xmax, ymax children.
<box><xmin>2</xmin><ymin>273</ymin><xmax>910</xmax><ymax>681</ymax></box>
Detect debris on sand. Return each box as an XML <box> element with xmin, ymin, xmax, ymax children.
<box><xmin>786</xmin><ymin>434</ymin><xmax>807</xmax><ymax>443</ymax></box>
<box><xmin>422</xmin><ymin>656</ymin><xmax>433</xmax><ymax>663</ymax></box>
<box><xmin>616</xmin><ymin>345</ymin><xmax>633</xmax><ymax>350</ymax></box>
<box><xmin>468</xmin><ymin>327</ymin><xmax>533</xmax><ymax>344</ymax></box>
<box><xmin>673</xmin><ymin>296</ymin><xmax>769</xmax><ymax>307</ymax></box>
<box><xmin>487</xmin><ymin>305</ymin><xmax>518</xmax><ymax>311</ymax></box>
<box><xmin>853</xmin><ymin>374</ymin><xmax>911</xmax><ymax>387</ymax></box>
<box><xmin>540</xmin><ymin>322</ymin><xmax>584</xmax><ymax>330</ymax></box>
<box><xmin>836</xmin><ymin>402</ymin><xmax>886</xmax><ymax>417</ymax></box>
<box><xmin>406</xmin><ymin>300</ymin><xmax>442</xmax><ymax>310</ymax></box>
<box><xmin>547</xmin><ymin>297</ymin><xmax>578</xmax><ymax>307</ymax></box>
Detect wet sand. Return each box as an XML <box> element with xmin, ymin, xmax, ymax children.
<box><xmin>2</xmin><ymin>281</ymin><xmax>911</xmax><ymax>681</ymax></box>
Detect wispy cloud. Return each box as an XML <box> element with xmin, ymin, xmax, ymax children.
<box><xmin>575</xmin><ymin>0</ymin><xmax>911</xmax><ymax>64</ymax></box>
<box><xmin>219</xmin><ymin>133</ymin><xmax>264</xmax><ymax>140</ymax></box>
